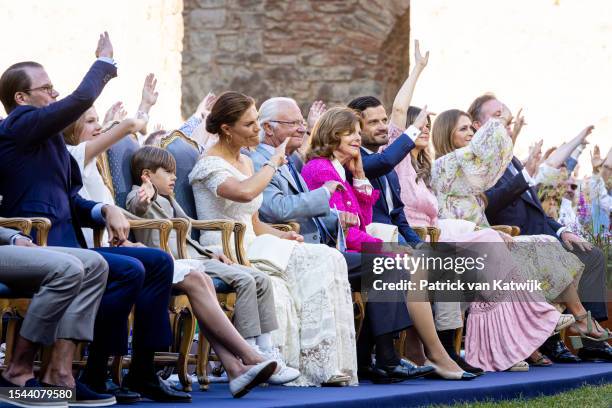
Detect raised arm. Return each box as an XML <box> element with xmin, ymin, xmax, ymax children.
<box><xmin>390</xmin><ymin>40</ymin><xmax>429</xmax><ymax>129</ymax></box>
<box><xmin>83</xmin><ymin>118</ymin><xmax>146</xmax><ymax>165</ymax></box>
<box><xmin>544</xmin><ymin>125</ymin><xmax>593</xmax><ymax>168</ymax></box>
<box><xmin>125</xmin><ymin>175</ymin><xmax>156</xmax><ymax>217</ymax></box>
<box><xmin>216</xmin><ymin>140</ymin><xmax>288</xmax><ymax>203</ymax></box>
<box><xmin>12</xmin><ymin>32</ymin><xmax>117</xmax><ymax>148</ymax></box>
<box><xmin>134</xmin><ymin>73</ymin><xmax>159</xmax><ymax>135</ymax></box>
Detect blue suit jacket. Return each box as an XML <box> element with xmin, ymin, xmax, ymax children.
<box><xmin>0</xmin><ymin>60</ymin><xmax>117</xmax><ymax>247</ymax></box>
<box><xmin>484</xmin><ymin>157</ymin><xmax>562</xmax><ymax>238</ymax></box>
<box><xmin>360</xmin><ymin>146</ymin><xmax>422</xmax><ymax>246</ymax></box>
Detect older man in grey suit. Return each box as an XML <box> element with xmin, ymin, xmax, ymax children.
<box><xmin>249</xmin><ymin>97</ymin><xmax>433</xmax><ymax>383</ymax></box>
<box><xmin>0</xmin><ymin>225</ymin><xmax>109</xmax><ymax>404</ymax></box>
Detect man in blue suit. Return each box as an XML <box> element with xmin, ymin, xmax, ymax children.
<box><xmin>347</xmin><ymin>96</ymin><xmax>425</xmax><ymax>247</ymax></box>
<box><xmin>250</xmin><ymin>97</ymin><xmax>434</xmax><ymax>383</ymax></box>
<box><xmin>0</xmin><ymin>33</ymin><xmax>190</xmax><ymax>403</ymax></box>
<box><xmin>469</xmin><ymin>94</ymin><xmax>611</xmax><ymax>363</ymax></box>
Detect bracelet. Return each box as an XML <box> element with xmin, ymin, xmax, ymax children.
<box><xmin>263</xmin><ymin>160</ymin><xmax>279</xmax><ymax>171</ymax></box>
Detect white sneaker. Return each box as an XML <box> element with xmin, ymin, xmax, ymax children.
<box><xmin>229</xmin><ymin>360</ymin><xmax>277</xmax><ymax>398</ymax></box>
<box><xmin>259</xmin><ymin>347</ymin><xmax>301</xmax><ymax>385</ymax></box>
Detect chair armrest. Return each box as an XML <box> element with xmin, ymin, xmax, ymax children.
<box><xmin>189</xmin><ymin>219</ymin><xmax>235</xmax><ymax>260</ymax></box>
<box><xmin>232</xmin><ymin>222</ymin><xmax>251</xmax><ymax>266</ymax></box>
<box><xmin>129</xmin><ymin>219</ymin><xmax>173</xmax><ymax>253</ymax></box>
<box><xmin>93</xmin><ymin>219</ymin><xmax>173</xmax><ymax>253</ymax></box>
<box><xmin>426</xmin><ymin>226</ymin><xmax>441</xmax><ymax>243</ymax></box>
<box><xmin>29</xmin><ymin>218</ymin><xmax>52</xmax><ymax>246</ymax></box>
<box><xmin>411</xmin><ymin>226</ymin><xmax>428</xmax><ymax>241</ymax></box>
<box><xmin>0</xmin><ymin>218</ymin><xmax>32</xmax><ymax>235</ymax></box>
<box><xmin>271</xmin><ymin>222</ymin><xmax>300</xmax><ymax>233</ymax></box>
<box><xmin>491</xmin><ymin>225</ymin><xmax>513</xmax><ymax>236</ymax></box>
<box><xmin>169</xmin><ymin>218</ymin><xmax>190</xmax><ymax>259</ymax></box>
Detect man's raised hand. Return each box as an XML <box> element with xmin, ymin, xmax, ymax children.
<box><xmin>95</xmin><ymin>31</ymin><xmax>113</xmax><ymax>59</ymax></box>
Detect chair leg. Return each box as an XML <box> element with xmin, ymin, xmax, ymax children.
<box><xmin>454</xmin><ymin>327</ymin><xmax>463</xmax><ymax>355</ymax></box>
<box><xmin>177</xmin><ymin>309</ymin><xmax>195</xmax><ymax>392</ymax></box>
<box><xmin>196</xmin><ymin>331</ymin><xmax>210</xmax><ymax>391</ymax></box>
<box><xmin>110</xmin><ymin>355</ymin><xmax>123</xmax><ymax>386</ymax></box>
<box><xmin>4</xmin><ymin>315</ymin><xmax>21</xmax><ymax>367</ymax></box>
<box><xmin>397</xmin><ymin>330</ymin><xmax>408</xmax><ymax>360</ymax></box>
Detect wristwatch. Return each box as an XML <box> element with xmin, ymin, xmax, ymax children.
<box><xmin>263</xmin><ymin>160</ymin><xmax>279</xmax><ymax>171</ymax></box>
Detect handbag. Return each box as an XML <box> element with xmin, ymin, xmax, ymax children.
<box><xmin>366</xmin><ymin>222</ymin><xmax>399</xmax><ymax>243</ymax></box>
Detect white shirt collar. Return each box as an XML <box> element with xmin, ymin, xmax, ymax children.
<box><xmin>331</xmin><ymin>158</ymin><xmax>346</xmax><ymax>181</ymax></box>
<box><xmin>361</xmin><ymin>146</ymin><xmax>374</xmax><ymax>155</ymax></box>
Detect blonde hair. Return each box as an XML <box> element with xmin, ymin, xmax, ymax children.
<box><xmin>432</xmin><ymin>109</ymin><xmax>471</xmax><ymax>159</ymax></box>
<box><xmin>63</xmin><ymin>107</ymin><xmax>96</xmax><ymax>146</ymax></box>
<box><xmin>432</xmin><ymin>109</ymin><xmax>490</xmax><ymax>207</ymax></box>
<box><xmin>306</xmin><ymin>106</ymin><xmax>363</xmax><ymax>162</ymax></box>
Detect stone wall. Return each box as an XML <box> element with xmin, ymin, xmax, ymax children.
<box><xmin>182</xmin><ymin>0</ymin><xmax>411</xmax><ymax>115</ymax></box>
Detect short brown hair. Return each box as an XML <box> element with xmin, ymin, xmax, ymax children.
<box><xmin>0</xmin><ymin>61</ymin><xmax>43</xmax><ymax>113</ymax></box>
<box><xmin>131</xmin><ymin>146</ymin><xmax>176</xmax><ymax>185</ymax></box>
<box><xmin>467</xmin><ymin>93</ymin><xmax>496</xmax><ymax>124</ymax></box>
<box><xmin>431</xmin><ymin>109</ymin><xmax>471</xmax><ymax>158</ymax></box>
<box><xmin>306</xmin><ymin>106</ymin><xmax>363</xmax><ymax>162</ymax></box>
<box><xmin>205</xmin><ymin>91</ymin><xmax>255</xmax><ymax>138</ymax></box>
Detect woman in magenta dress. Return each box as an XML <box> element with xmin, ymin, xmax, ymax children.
<box><xmin>301</xmin><ymin>106</ymin><xmax>475</xmax><ymax>380</ymax></box>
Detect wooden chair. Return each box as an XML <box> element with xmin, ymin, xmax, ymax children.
<box><xmin>97</xmin><ymin>134</ymin><xmax>201</xmax><ymax>391</ymax></box>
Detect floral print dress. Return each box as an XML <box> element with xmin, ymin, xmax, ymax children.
<box><xmin>431</xmin><ymin>119</ymin><xmax>583</xmax><ymax>304</ymax></box>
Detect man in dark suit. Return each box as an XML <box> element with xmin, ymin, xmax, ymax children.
<box><xmin>250</xmin><ymin>97</ymin><xmax>433</xmax><ymax>383</ymax></box>
<box><xmin>469</xmin><ymin>94</ymin><xmax>611</xmax><ymax>363</ymax></box>
<box><xmin>0</xmin><ymin>33</ymin><xmax>190</xmax><ymax>402</ymax></box>
<box><xmin>347</xmin><ymin>96</ymin><xmax>426</xmax><ymax>246</ymax></box>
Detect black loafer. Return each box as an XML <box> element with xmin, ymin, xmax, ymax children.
<box><xmin>377</xmin><ymin>360</ymin><xmax>435</xmax><ymax>381</ymax></box>
<box><xmin>89</xmin><ymin>380</ymin><xmax>140</xmax><ymax>405</ymax></box>
<box><xmin>358</xmin><ymin>365</ymin><xmax>398</xmax><ymax>384</ymax></box>
<box><xmin>577</xmin><ymin>340</ymin><xmax>612</xmax><ymax>362</ymax></box>
<box><xmin>539</xmin><ymin>339</ymin><xmax>581</xmax><ymax>363</ymax></box>
<box><xmin>123</xmin><ymin>374</ymin><xmax>191</xmax><ymax>403</ymax></box>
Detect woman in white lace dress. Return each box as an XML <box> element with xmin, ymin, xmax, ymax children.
<box><xmin>189</xmin><ymin>92</ymin><xmax>357</xmax><ymax>387</ymax></box>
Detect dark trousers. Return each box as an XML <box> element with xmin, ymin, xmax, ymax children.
<box><xmin>344</xmin><ymin>251</ymin><xmax>412</xmax><ymax>336</ymax></box>
<box><xmin>570</xmin><ymin>246</ymin><xmax>608</xmax><ymax>322</ymax></box>
<box><xmin>91</xmin><ymin>247</ymin><xmax>174</xmax><ymax>355</ymax></box>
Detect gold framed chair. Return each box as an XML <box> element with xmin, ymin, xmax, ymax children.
<box><xmin>96</xmin><ymin>141</ymin><xmax>202</xmax><ymax>392</ymax></box>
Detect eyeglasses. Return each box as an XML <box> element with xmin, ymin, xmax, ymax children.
<box><xmin>269</xmin><ymin>120</ymin><xmax>307</xmax><ymax>128</ymax></box>
<box><xmin>24</xmin><ymin>84</ymin><xmax>55</xmax><ymax>96</ymax></box>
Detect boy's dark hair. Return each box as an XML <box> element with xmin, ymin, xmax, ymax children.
<box><xmin>347</xmin><ymin>96</ymin><xmax>383</xmax><ymax>113</ymax></box>
<box><xmin>130</xmin><ymin>146</ymin><xmax>176</xmax><ymax>185</ymax></box>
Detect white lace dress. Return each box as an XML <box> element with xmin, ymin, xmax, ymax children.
<box><xmin>189</xmin><ymin>155</ymin><xmax>357</xmax><ymax>386</ymax></box>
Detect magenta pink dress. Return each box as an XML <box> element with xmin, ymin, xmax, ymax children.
<box><xmin>301</xmin><ymin>157</ymin><xmax>381</xmax><ymax>251</ymax></box>
<box><xmin>382</xmin><ymin>124</ymin><xmax>560</xmax><ymax>371</ymax></box>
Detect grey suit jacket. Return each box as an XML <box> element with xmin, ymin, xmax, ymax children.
<box><xmin>0</xmin><ymin>227</ymin><xmax>19</xmax><ymax>246</ymax></box>
<box><xmin>126</xmin><ymin>186</ymin><xmax>212</xmax><ymax>259</ymax></box>
<box><xmin>249</xmin><ymin>144</ymin><xmax>338</xmax><ymax>245</ymax></box>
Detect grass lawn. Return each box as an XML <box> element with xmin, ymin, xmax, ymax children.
<box><xmin>430</xmin><ymin>382</ymin><xmax>612</xmax><ymax>407</ymax></box>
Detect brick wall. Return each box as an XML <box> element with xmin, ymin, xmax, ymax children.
<box><xmin>182</xmin><ymin>0</ymin><xmax>411</xmax><ymax>115</ymax></box>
